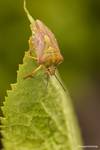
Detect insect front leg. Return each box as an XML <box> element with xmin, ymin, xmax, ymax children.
<box><xmin>28</xmin><ymin>36</ymin><xmax>38</xmax><ymax>60</ymax></box>
<box><xmin>28</xmin><ymin>54</ymin><xmax>38</xmax><ymax>61</ymax></box>
<box><xmin>23</xmin><ymin>65</ymin><xmax>43</xmax><ymax>79</ymax></box>
<box><xmin>27</xmin><ymin>50</ymin><xmax>38</xmax><ymax>61</ymax></box>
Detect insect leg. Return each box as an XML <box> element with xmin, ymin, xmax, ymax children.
<box><xmin>27</xmin><ymin>51</ymin><xmax>38</xmax><ymax>61</ymax></box>
<box><xmin>28</xmin><ymin>55</ymin><xmax>38</xmax><ymax>61</ymax></box>
<box><xmin>23</xmin><ymin>65</ymin><xmax>42</xmax><ymax>79</ymax></box>
<box><xmin>54</xmin><ymin>74</ymin><xmax>66</xmax><ymax>91</ymax></box>
<box><xmin>28</xmin><ymin>37</ymin><xmax>35</xmax><ymax>56</ymax></box>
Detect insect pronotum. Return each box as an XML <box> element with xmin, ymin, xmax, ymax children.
<box><xmin>24</xmin><ymin>1</ymin><xmax>65</xmax><ymax>90</ymax></box>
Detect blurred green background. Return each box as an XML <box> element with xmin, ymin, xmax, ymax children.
<box><xmin>0</xmin><ymin>0</ymin><xmax>100</xmax><ymax>149</ymax></box>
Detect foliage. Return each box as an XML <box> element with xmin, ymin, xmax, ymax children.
<box><xmin>1</xmin><ymin>51</ymin><xmax>83</xmax><ymax>150</ymax></box>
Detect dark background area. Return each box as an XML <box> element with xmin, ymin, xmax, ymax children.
<box><xmin>0</xmin><ymin>0</ymin><xmax>100</xmax><ymax>149</ymax></box>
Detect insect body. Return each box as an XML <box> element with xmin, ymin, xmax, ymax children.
<box><xmin>24</xmin><ymin>0</ymin><xmax>63</xmax><ymax>79</ymax></box>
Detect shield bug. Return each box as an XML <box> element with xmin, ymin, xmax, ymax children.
<box><xmin>24</xmin><ymin>0</ymin><xmax>64</xmax><ymax>89</ymax></box>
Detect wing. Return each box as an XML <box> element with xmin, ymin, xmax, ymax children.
<box><xmin>30</xmin><ymin>19</ymin><xmax>61</xmax><ymax>64</ymax></box>
<box><xmin>35</xmin><ymin>20</ymin><xmax>60</xmax><ymax>51</ymax></box>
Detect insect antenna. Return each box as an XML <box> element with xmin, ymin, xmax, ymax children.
<box><xmin>54</xmin><ymin>73</ymin><xmax>66</xmax><ymax>91</ymax></box>
<box><xmin>24</xmin><ymin>0</ymin><xmax>35</xmax><ymax>24</ymax></box>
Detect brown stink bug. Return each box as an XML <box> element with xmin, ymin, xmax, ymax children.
<box><xmin>24</xmin><ymin>0</ymin><xmax>64</xmax><ymax>89</ymax></box>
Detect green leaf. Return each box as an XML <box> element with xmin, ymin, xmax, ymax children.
<box><xmin>1</xmin><ymin>51</ymin><xmax>83</xmax><ymax>150</ymax></box>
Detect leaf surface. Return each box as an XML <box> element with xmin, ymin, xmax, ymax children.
<box><xmin>1</xmin><ymin>52</ymin><xmax>83</xmax><ymax>150</ymax></box>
